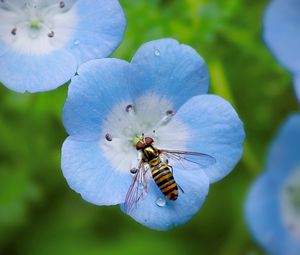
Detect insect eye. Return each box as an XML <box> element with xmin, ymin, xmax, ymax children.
<box><xmin>136</xmin><ymin>141</ymin><xmax>144</xmax><ymax>150</ymax></box>
<box><xmin>145</xmin><ymin>137</ymin><xmax>154</xmax><ymax>145</ymax></box>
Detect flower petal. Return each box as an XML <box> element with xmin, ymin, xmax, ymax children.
<box><xmin>0</xmin><ymin>41</ymin><xmax>7</xmax><ymax>57</ymax></box>
<box><xmin>66</xmin><ymin>0</ymin><xmax>126</xmax><ymax>65</ymax></box>
<box><xmin>294</xmin><ymin>74</ymin><xmax>300</xmax><ymax>102</ymax></box>
<box><xmin>121</xmin><ymin>167</ymin><xmax>209</xmax><ymax>231</ymax></box>
<box><xmin>245</xmin><ymin>172</ymin><xmax>300</xmax><ymax>255</ymax></box>
<box><xmin>266</xmin><ymin>114</ymin><xmax>300</xmax><ymax>180</ymax></box>
<box><xmin>61</xmin><ymin>137</ymin><xmax>131</xmax><ymax>205</ymax></box>
<box><xmin>63</xmin><ymin>58</ymin><xmax>131</xmax><ymax>141</ymax></box>
<box><xmin>0</xmin><ymin>6</ymin><xmax>10</xmax><ymax>56</ymax></box>
<box><xmin>130</xmin><ymin>39</ymin><xmax>209</xmax><ymax>110</ymax></box>
<box><xmin>263</xmin><ymin>0</ymin><xmax>300</xmax><ymax>73</ymax></box>
<box><xmin>174</xmin><ymin>95</ymin><xmax>245</xmax><ymax>183</ymax></box>
<box><xmin>0</xmin><ymin>49</ymin><xmax>77</xmax><ymax>93</ymax></box>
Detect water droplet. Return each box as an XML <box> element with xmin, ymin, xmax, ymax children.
<box><xmin>156</xmin><ymin>197</ymin><xmax>166</xmax><ymax>207</ymax></box>
<box><xmin>154</xmin><ymin>48</ymin><xmax>160</xmax><ymax>56</ymax></box>
<box><xmin>139</xmin><ymin>183</ymin><xmax>145</xmax><ymax>190</ymax></box>
<box><xmin>73</xmin><ymin>40</ymin><xmax>79</xmax><ymax>46</ymax></box>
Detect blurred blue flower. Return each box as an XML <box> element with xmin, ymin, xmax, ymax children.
<box><xmin>245</xmin><ymin>114</ymin><xmax>300</xmax><ymax>255</ymax></box>
<box><xmin>61</xmin><ymin>38</ymin><xmax>245</xmax><ymax>230</ymax></box>
<box><xmin>0</xmin><ymin>0</ymin><xmax>125</xmax><ymax>93</ymax></box>
<box><xmin>264</xmin><ymin>0</ymin><xmax>300</xmax><ymax>102</ymax></box>
<box><xmin>294</xmin><ymin>75</ymin><xmax>300</xmax><ymax>102</ymax></box>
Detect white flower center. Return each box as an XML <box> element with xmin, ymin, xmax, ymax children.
<box><xmin>0</xmin><ymin>0</ymin><xmax>77</xmax><ymax>55</ymax></box>
<box><xmin>101</xmin><ymin>93</ymin><xmax>190</xmax><ymax>173</ymax></box>
<box><xmin>280</xmin><ymin>166</ymin><xmax>300</xmax><ymax>241</ymax></box>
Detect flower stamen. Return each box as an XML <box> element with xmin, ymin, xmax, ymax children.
<box><xmin>166</xmin><ymin>110</ymin><xmax>175</xmax><ymax>116</ymax></box>
<box><xmin>59</xmin><ymin>1</ymin><xmax>65</xmax><ymax>8</ymax></box>
<box><xmin>48</xmin><ymin>31</ymin><xmax>55</xmax><ymax>38</ymax></box>
<box><xmin>125</xmin><ymin>104</ymin><xmax>134</xmax><ymax>112</ymax></box>
<box><xmin>105</xmin><ymin>133</ymin><xmax>113</xmax><ymax>142</ymax></box>
<box><xmin>11</xmin><ymin>28</ymin><xmax>17</xmax><ymax>35</ymax></box>
<box><xmin>130</xmin><ymin>168</ymin><xmax>138</xmax><ymax>174</ymax></box>
<box><xmin>30</xmin><ymin>20</ymin><xmax>40</xmax><ymax>29</ymax></box>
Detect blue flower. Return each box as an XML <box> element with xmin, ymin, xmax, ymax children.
<box><xmin>264</xmin><ymin>0</ymin><xmax>300</xmax><ymax>102</ymax></box>
<box><xmin>61</xmin><ymin>38</ymin><xmax>245</xmax><ymax>230</ymax></box>
<box><xmin>0</xmin><ymin>0</ymin><xmax>125</xmax><ymax>93</ymax></box>
<box><xmin>294</xmin><ymin>75</ymin><xmax>300</xmax><ymax>102</ymax></box>
<box><xmin>245</xmin><ymin>114</ymin><xmax>300</xmax><ymax>255</ymax></box>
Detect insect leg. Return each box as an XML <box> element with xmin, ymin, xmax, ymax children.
<box><xmin>168</xmin><ymin>164</ymin><xmax>173</xmax><ymax>173</ymax></box>
<box><xmin>177</xmin><ymin>183</ymin><xmax>185</xmax><ymax>194</ymax></box>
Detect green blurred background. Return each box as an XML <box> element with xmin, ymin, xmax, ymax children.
<box><xmin>0</xmin><ymin>0</ymin><xmax>299</xmax><ymax>254</ymax></box>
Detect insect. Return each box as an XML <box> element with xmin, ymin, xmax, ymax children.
<box><xmin>124</xmin><ymin>136</ymin><xmax>216</xmax><ymax>213</ymax></box>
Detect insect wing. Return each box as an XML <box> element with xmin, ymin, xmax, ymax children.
<box><xmin>159</xmin><ymin>149</ymin><xmax>216</xmax><ymax>170</ymax></box>
<box><xmin>123</xmin><ymin>162</ymin><xmax>148</xmax><ymax>214</ymax></box>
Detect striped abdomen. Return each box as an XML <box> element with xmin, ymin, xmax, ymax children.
<box><xmin>151</xmin><ymin>161</ymin><xmax>179</xmax><ymax>201</ymax></box>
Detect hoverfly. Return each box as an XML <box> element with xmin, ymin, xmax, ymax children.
<box><xmin>124</xmin><ymin>136</ymin><xmax>216</xmax><ymax>213</ymax></box>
